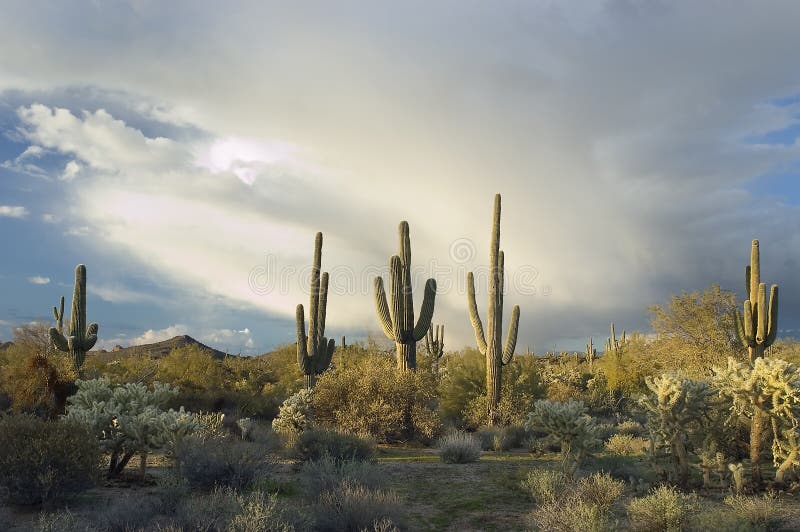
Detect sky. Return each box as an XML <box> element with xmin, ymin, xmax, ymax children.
<box><xmin>2</xmin><ymin>1</ymin><xmax>800</xmax><ymax>355</ymax></box>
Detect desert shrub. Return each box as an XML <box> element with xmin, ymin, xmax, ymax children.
<box><xmin>299</xmin><ymin>456</ymin><xmax>381</xmax><ymax>499</ymax></box>
<box><xmin>312</xmin><ymin>480</ymin><xmax>405</xmax><ymax>532</ymax></box>
<box><xmin>530</xmin><ymin>499</ymin><xmax>611</xmax><ymax>532</ymax></box>
<box><xmin>525</xmin><ymin>399</ymin><xmax>601</xmax><ymax>475</ymax></box>
<box><xmin>173</xmin><ymin>487</ymin><xmax>244</xmax><ymax>531</ymax></box>
<box><xmin>175</xmin><ymin>435</ymin><xmax>266</xmax><ymax>490</ymax></box>
<box><xmin>93</xmin><ymin>491</ymin><xmax>162</xmax><ymax>531</ymax></box>
<box><xmin>605</xmin><ymin>434</ymin><xmax>649</xmax><ymax>456</ymax></box>
<box><xmin>36</xmin><ymin>508</ymin><xmax>87</xmax><ymax>532</ymax></box>
<box><xmin>272</xmin><ymin>388</ymin><xmax>313</xmax><ymax>443</ymax></box>
<box><xmin>520</xmin><ymin>469</ymin><xmax>570</xmax><ymax>504</ymax></box>
<box><xmin>312</xmin><ymin>353</ymin><xmax>440</xmax><ymax>443</ymax></box>
<box><xmin>626</xmin><ymin>486</ymin><xmax>694</xmax><ymax>532</ymax></box>
<box><xmin>525</xmin><ymin>471</ymin><xmax>623</xmax><ymax>532</ymax></box>
<box><xmin>292</xmin><ymin>428</ymin><xmax>375</xmax><ymax>462</ymax></box>
<box><xmin>451</xmin><ymin>351</ymin><xmax>545</xmax><ymax>429</ymax></box>
<box><xmin>574</xmin><ymin>472</ymin><xmax>625</xmax><ymax>512</ymax></box>
<box><xmin>0</xmin><ymin>414</ymin><xmax>101</xmax><ymax>505</ymax></box>
<box><xmin>616</xmin><ymin>420</ymin><xmax>646</xmax><ymax>437</ymax></box>
<box><xmin>438</xmin><ymin>430</ymin><xmax>481</xmax><ymax>463</ymax></box>
<box><xmin>228</xmin><ymin>490</ymin><xmax>306</xmax><ymax>532</ymax></box>
<box><xmin>65</xmin><ymin>378</ymin><xmax>198</xmax><ymax>479</ymax></box>
<box><xmin>723</xmin><ymin>494</ymin><xmax>783</xmax><ymax>530</ymax></box>
<box><xmin>476</xmin><ymin>425</ymin><xmax>529</xmax><ymax>451</ymax></box>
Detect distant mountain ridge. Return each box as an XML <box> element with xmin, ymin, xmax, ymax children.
<box><xmin>91</xmin><ymin>335</ymin><xmax>232</xmax><ymax>361</ymax></box>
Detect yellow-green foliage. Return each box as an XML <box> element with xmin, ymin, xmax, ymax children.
<box><xmin>626</xmin><ymin>486</ymin><xmax>694</xmax><ymax>532</ymax></box>
<box><xmin>439</xmin><ymin>348</ymin><xmax>544</xmax><ymax>428</ymax></box>
<box><xmin>312</xmin><ymin>351</ymin><xmax>441</xmax><ymax>443</ymax></box>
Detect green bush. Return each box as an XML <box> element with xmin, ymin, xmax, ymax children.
<box><xmin>292</xmin><ymin>428</ymin><xmax>375</xmax><ymax>462</ymax></box>
<box><xmin>312</xmin><ymin>353</ymin><xmax>440</xmax><ymax>443</ymax></box>
<box><xmin>438</xmin><ymin>430</ymin><xmax>482</xmax><ymax>463</ymax></box>
<box><xmin>312</xmin><ymin>480</ymin><xmax>405</xmax><ymax>532</ymax></box>
<box><xmin>723</xmin><ymin>494</ymin><xmax>783</xmax><ymax>530</ymax></box>
<box><xmin>299</xmin><ymin>456</ymin><xmax>380</xmax><ymax>499</ymax></box>
<box><xmin>626</xmin><ymin>486</ymin><xmax>694</xmax><ymax>532</ymax></box>
<box><xmin>526</xmin><ymin>471</ymin><xmax>624</xmax><ymax>532</ymax></box>
<box><xmin>442</xmin><ymin>349</ymin><xmax>544</xmax><ymax>428</ymax></box>
<box><xmin>175</xmin><ymin>435</ymin><xmax>267</xmax><ymax>490</ymax></box>
<box><xmin>0</xmin><ymin>414</ymin><xmax>101</xmax><ymax>505</ymax></box>
<box><xmin>520</xmin><ymin>469</ymin><xmax>570</xmax><ymax>505</ymax></box>
<box><xmin>605</xmin><ymin>434</ymin><xmax>649</xmax><ymax>456</ymax></box>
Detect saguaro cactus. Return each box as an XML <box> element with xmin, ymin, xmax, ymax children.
<box><xmin>296</xmin><ymin>232</ymin><xmax>335</xmax><ymax>389</ymax></box>
<box><xmin>374</xmin><ymin>221</ymin><xmax>437</xmax><ymax>371</ymax></box>
<box><xmin>49</xmin><ymin>265</ymin><xmax>98</xmax><ymax>374</ymax></box>
<box><xmin>467</xmin><ymin>194</ymin><xmax>520</xmax><ymax>426</ymax></box>
<box><xmin>732</xmin><ymin>240</ymin><xmax>779</xmax><ymax>488</ymax></box>
<box><xmin>735</xmin><ymin>240</ymin><xmax>778</xmax><ymax>364</ymax></box>
<box><xmin>425</xmin><ymin>324</ymin><xmax>445</xmax><ymax>360</ymax></box>
<box><xmin>585</xmin><ymin>337</ymin><xmax>596</xmax><ymax>368</ymax></box>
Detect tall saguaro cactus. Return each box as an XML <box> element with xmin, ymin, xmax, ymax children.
<box><xmin>296</xmin><ymin>232</ymin><xmax>335</xmax><ymax>389</ymax></box>
<box><xmin>585</xmin><ymin>337</ymin><xmax>596</xmax><ymax>368</ymax></box>
<box><xmin>733</xmin><ymin>239</ymin><xmax>779</xmax><ymax>488</ymax></box>
<box><xmin>374</xmin><ymin>221</ymin><xmax>437</xmax><ymax>371</ymax></box>
<box><xmin>735</xmin><ymin>240</ymin><xmax>779</xmax><ymax>364</ymax></box>
<box><xmin>49</xmin><ymin>265</ymin><xmax>99</xmax><ymax>374</ymax></box>
<box><xmin>467</xmin><ymin>194</ymin><xmax>520</xmax><ymax>426</ymax></box>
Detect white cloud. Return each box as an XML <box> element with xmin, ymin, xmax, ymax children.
<box><xmin>0</xmin><ymin>206</ymin><xmax>29</xmax><ymax>218</ymax></box>
<box><xmin>88</xmin><ymin>284</ymin><xmax>162</xmax><ymax>304</ymax></box>
<box><xmin>41</xmin><ymin>213</ymin><xmax>57</xmax><ymax>223</ymax></box>
<box><xmin>61</xmin><ymin>160</ymin><xmax>81</xmax><ymax>181</ymax></box>
<box><xmin>27</xmin><ymin>276</ymin><xmax>50</xmax><ymax>285</ymax></box>
<box><xmin>16</xmin><ymin>104</ymin><xmax>186</xmax><ymax>174</ymax></box>
<box><xmin>197</xmin><ymin>137</ymin><xmax>298</xmax><ymax>186</ymax></box>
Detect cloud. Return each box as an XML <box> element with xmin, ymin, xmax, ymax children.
<box><xmin>0</xmin><ymin>206</ymin><xmax>29</xmax><ymax>218</ymax></box>
<box><xmin>61</xmin><ymin>160</ymin><xmax>80</xmax><ymax>181</ymax></box>
<box><xmin>27</xmin><ymin>276</ymin><xmax>50</xmax><ymax>285</ymax></box>
<box><xmin>3</xmin><ymin>3</ymin><xmax>800</xmax><ymax>349</ymax></box>
<box><xmin>88</xmin><ymin>283</ymin><xmax>162</xmax><ymax>304</ymax></box>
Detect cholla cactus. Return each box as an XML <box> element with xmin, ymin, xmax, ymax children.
<box><xmin>525</xmin><ymin>399</ymin><xmax>601</xmax><ymax>476</ymax></box>
<box><xmin>639</xmin><ymin>373</ymin><xmax>713</xmax><ymax>487</ymax></box>
<box><xmin>237</xmin><ymin>417</ymin><xmax>254</xmax><ymax>441</ymax></box>
<box><xmin>272</xmin><ymin>388</ymin><xmax>314</xmax><ymax>442</ymax></box>
<box><xmin>49</xmin><ymin>265</ymin><xmax>99</xmax><ymax>374</ymax></box>
<box><xmin>195</xmin><ymin>411</ymin><xmax>227</xmax><ymax>440</ymax></box>
<box><xmin>64</xmin><ymin>378</ymin><xmax>199</xmax><ymax>479</ymax></box>
<box><xmin>713</xmin><ymin>357</ymin><xmax>800</xmax><ymax>487</ymax></box>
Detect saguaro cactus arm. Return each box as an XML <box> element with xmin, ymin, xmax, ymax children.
<box><xmin>467</xmin><ymin>272</ymin><xmax>488</xmax><ymax>355</ymax></box>
<box><xmin>374</xmin><ymin>277</ymin><xmax>396</xmax><ymax>340</ymax></box>
<box><xmin>412</xmin><ymin>279</ymin><xmax>436</xmax><ymax>341</ymax></box>
<box><xmin>501</xmin><ymin>305</ymin><xmax>520</xmax><ymax>365</ymax></box>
